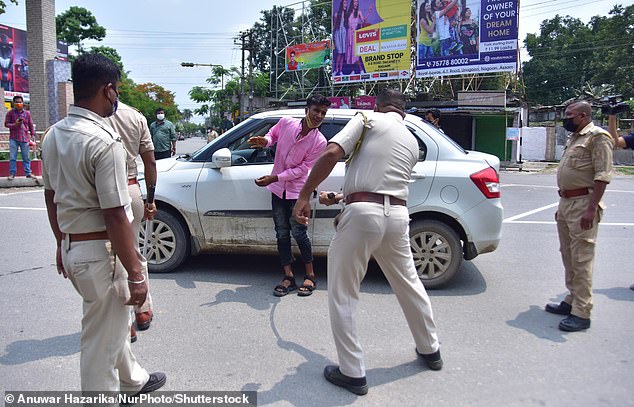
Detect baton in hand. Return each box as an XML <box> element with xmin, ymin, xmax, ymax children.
<box><xmin>144</xmin><ymin>185</ymin><xmax>156</xmax><ymax>258</ymax></box>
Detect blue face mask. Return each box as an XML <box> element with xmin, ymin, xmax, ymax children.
<box><xmin>111</xmin><ymin>95</ymin><xmax>119</xmax><ymax>116</ymax></box>
<box><xmin>105</xmin><ymin>86</ymin><xmax>119</xmax><ymax>117</ymax></box>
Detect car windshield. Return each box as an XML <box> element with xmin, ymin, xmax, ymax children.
<box><xmin>189</xmin><ymin>119</ymin><xmax>256</xmax><ymax>161</ymax></box>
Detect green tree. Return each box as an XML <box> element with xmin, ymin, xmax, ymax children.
<box><xmin>189</xmin><ymin>66</ymin><xmax>240</xmax><ymax>128</ymax></box>
<box><xmin>89</xmin><ymin>46</ymin><xmax>124</xmax><ymax>72</ymax></box>
<box><xmin>586</xmin><ymin>5</ymin><xmax>634</xmax><ymax>100</ymax></box>
<box><xmin>181</xmin><ymin>109</ymin><xmax>193</xmax><ymax>122</ymax></box>
<box><xmin>522</xmin><ymin>5</ymin><xmax>634</xmax><ymax>106</ymax></box>
<box><xmin>0</xmin><ymin>0</ymin><xmax>17</xmax><ymax>15</ymax></box>
<box><xmin>56</xmin><ymin>6</ymin><xmax>106</xmax><ymax>53</ymax></box>
<box><xmin>120</xmin><ymin>82</ymin><xmax>181</xmax><ymax>124</ymax></box>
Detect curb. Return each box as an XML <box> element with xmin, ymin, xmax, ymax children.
<box><xmin>0</xmin><ymin>176</ymin><xmax>43</xmax><ymax>188</ymax></box>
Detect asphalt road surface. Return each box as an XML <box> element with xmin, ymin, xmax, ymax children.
<box><xmin>0</xmin><ymin>171</ymin><xmax>633</xmax><ymax>407</ymax></box>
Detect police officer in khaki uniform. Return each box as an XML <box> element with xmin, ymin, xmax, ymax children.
<box><xmin>105</xmin><ymin>101</ymin><xmax>158</xmax><ymax>338</ymax></box>
<box><xmin>545</xmin><ymin>101</ymin><xmax>613</xmax><ymax>332</ymax></box>
<box><xmin>42</xmin><ymin>53</ymin><xmax>166</xmax><ymax>396</ymax></box>
<box><xmin>293</xmin><ymin>89</ymin><xmax>440</xmax><ymax>395</ymax></box>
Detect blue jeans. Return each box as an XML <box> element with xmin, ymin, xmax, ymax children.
<box><xmin>440</xmin><ymin>38</ymin><xmax>452</xmax><ymax>56</ymax></box>
<box><xmin>9</xmin><ymin>139</ymin><xmax>31</xmax><ymax>176</ymax></box>
<box><xmin>418</xmin><ymin>44</ymin><xmax>435</xmax><ymax>60</ymax></box>
<box><xmin>271</xmin><ymin>193</ymin><xmax>313</xmax><ymax>267</ymax></box>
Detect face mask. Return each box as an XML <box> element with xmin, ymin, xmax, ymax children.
<box><xmin>304</xmin><ymin>111</ymin><xmax>320</xmax><ymax>129</ymax></box>
<box><xmin>14</xmin><ymin>103</ymin><xmax>23</xmax><ymax>110</ymax></box>
<box><xmin>157</xmin><ymin>113</ymin><xmax>165</xmax><ymax>121</ymax></box>
<box><xmin>104</xmin><ymin>86</ymin><xmax>119</xmax><ymax>117</ymax></box>
<box><xmin>562</xmin><ymin>117</ymin><xmax>577</xmax><ymax>132</ymax></box>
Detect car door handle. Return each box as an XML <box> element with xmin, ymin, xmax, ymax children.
<box><xmin>410</xmin><ymin>171</ymin><xmax>426</xmax><ymax>180</ymax></box>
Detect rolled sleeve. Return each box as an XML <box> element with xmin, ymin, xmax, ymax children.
<box><xmin>329</xmin><ymin>113</ymin><xmax>366</xmax><ymax>155</ymax></box>
<box><xmin>138</xmin><ymin>119</ymin><xmax>155</xmax><ymax>153</ymax></box>
<box><xmin>95</xmin><ymin>143</ymin><xmax>132</xmax><ymax>209</ymax></box>
<box><xmin>592</xmin><ymin>134</ymin><xmax>614</xmax><ymax>183</ymax></box>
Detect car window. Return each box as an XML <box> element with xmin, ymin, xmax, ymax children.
<box><xmin>319</xmin><ymin>121</ymin><xmax>347</xmax><ymax>141</ymax></box>
<box><xmin>407</xmin><ymin>127</ymin><xmax>428</xmax><ymax>161</ymax></box>
<box><xmin>226</xmin><ymin>122</ymin><xmax>276</xmax><ymax>165</ymax></box>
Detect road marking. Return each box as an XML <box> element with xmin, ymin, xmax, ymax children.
<box><xmin>0</xmin><ymin>206</ymin><xmax>46</xmax><ymax>211</ymax></box>
<box><xmin>504</xmin><ymin>202</ymin><xmax>558</xmax><ymax>222</ymax></box>
<box><xmin>506</xmin><ymin>221</ymin><xmax>634</xmax><ymax>226</ymax></box>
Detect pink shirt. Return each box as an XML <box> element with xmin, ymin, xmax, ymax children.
<box><xmin>264</xmin><ymin>117</ymin><xmax>327</xmax><ymax>199</ymax></box>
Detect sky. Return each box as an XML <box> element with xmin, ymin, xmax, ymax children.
<box><xmin>1</xmin><ymin>0</ymin><xmax>631</xmax><ymax>123</ymax></box>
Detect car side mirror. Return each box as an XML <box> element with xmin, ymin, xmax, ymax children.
<box><xmin>211</xmin><ymin>147</ymin><xmax>232</xmax><ymax>168</ymax></box>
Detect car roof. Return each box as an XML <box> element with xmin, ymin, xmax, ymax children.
<box><xmin>250</xmin><ymin>108</ymin><xmax>422</xmax><ymax>123</ymax></box>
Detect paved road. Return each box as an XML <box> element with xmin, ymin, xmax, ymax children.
<box><xmin>0</xmin><ymin>172</ymin><xmax>633</xmax><ymax>406</ymax></box>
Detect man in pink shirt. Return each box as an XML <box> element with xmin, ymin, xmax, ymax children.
<box><xmin>4</xmin><ymin>95</ymin><xmax>36</xmax><ymax>180</ymax></box>
<box><xmin>248</xmin><ymin>94</ymin><xmax>331</xmax><ymax>297</ymax></box>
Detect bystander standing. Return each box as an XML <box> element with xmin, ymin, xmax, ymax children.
<box><xmin>4</xmin><ymin>95</ymin><xmax>36</xmax><ymax>180</ymax></box>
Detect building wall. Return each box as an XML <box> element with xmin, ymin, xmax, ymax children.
<box><xmin>474</xmin><ymin>115</ymin><xmax>509</xmax><ymax>161</ymax></box>
<box><xmin>47</xmin><ymin>59</ymin><xmax>72</xmax><ymax>125</ymax></box>
<box><xmin>26</xmin><ymin>0</ymin><xmax>57</xmax><ymax>131</ymax></box>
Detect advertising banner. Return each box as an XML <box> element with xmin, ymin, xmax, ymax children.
<box><xmin>328</xmin><ymin>96</ymin><xmax>351</xmax><ymax>109</ymax></box>
<box><xmin>332</xmin><ymin>0</ymin><xmax>411</xmax><ymax>84</ymax></box>
<box><xmin>415</xmin><ymin>0</ymin><xmax>518</xmax><ymax>78</ymax></box>
<box><xmin>353</xmin><ymin>95</ymin><xmax>376</xmax><ymax>109</ymax></box>
<box><xmin>285</xmin><ymin>40</ymin><xmax>331</xmax><ymax>72</ymax></box>
<box><xmin>0</xmin><ymin>24</ymin><xmax>29</xmax><ymax>101</ymax></box>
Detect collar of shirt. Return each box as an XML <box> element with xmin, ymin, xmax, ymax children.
<box><xmin>68</xmin><ymin>105</ymin><xmax>119</xmax><ymax>139</ymax></box>
<box><xmin>577</xmin><ymin>122</ymin><xmax>596</xmax><ymax>136</ymax></box>
<box><xmin>69</xmin><ymin>105</ymin><xmax>112</xmax><ymax>124</ymax></box>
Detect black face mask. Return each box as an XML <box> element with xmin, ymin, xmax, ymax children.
<box><xmin>562</xmin><ymin>118</ymin><xmax>578</xmax><ymax>132</ymax></box>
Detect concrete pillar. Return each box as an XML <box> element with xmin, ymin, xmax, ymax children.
<box><xmin>57</xmin><ymin>81</ymin><xmax>73</xmax><ymax>119</ymax></box>
<box><xmin>25</xmin><ymin>0</ymin><xmax>56</xmax><ymax>130</ymax></box>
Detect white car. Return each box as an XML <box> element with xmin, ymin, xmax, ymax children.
<box><xmin>139</xmin><ymin>109</ymin><xmax>503</xmax><ymax>288</ymax></box>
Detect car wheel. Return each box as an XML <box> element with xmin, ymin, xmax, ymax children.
<box><xmin>409</xmin><ymin>219</ymin><xmax>462</xmax><ymax>289</ymax></box>
<box><xmin>140</xmin><ymin>210</ymin><xmax>190</xmax><ymax>273</ymax></box>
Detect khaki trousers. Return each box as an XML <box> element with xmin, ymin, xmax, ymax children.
<box><xmin>62</xmin><ymin>237</ymin><xmax>149</xmax><ymax>393</ymax></box>
<box><xmin>327</xmin><ymin>202</ymin><xmax>439</xmax><ymax>378</ymax></box>
<box><xmin>129</xmin><ymin>183</ymin><xmax>152</xmax><ymax>313</ymax></box>
<box><xmin>556</xmin><ymin>195</ymin><xmax>602</xmax><ymax>319</ymax></box>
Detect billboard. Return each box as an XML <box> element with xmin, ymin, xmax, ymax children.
<box><xmin>353</xmin><ymin>95</ymin><xmax>376</xmax><ymax>109</ymax></box>
<box><xmin>415</xmin><ymin>0</ymin><xmax>518</xmax><ymax>78</ymax></box>
<box><xmin>332</xmin><ymin>0</ymin><xmax>411</xmax><ymax>84</ymax></box>
<box><xmin>285</xmin><ymin>40</ymin><xmax>331</xmax><ymax>71</ymax></box>
<box><xmin>0</xmin><ymin>24</ymin><xmax>29</xmax><ymax>101</ymax></box>
<box><xmin>328</xmin><ymin>96</ymin><xmax>351</xmax><ymax>109</ymax></box>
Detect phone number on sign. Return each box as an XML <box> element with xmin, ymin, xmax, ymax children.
<box><xmin>423</xmin><ymin>58</ymin><xmax>470</xmax><ymax>68</ymax></box>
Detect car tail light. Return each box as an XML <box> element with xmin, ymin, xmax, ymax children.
<box><xmin>470</xmin><ymin>167</ymin><xmax>500</xmax><ymax>199</ymax></box>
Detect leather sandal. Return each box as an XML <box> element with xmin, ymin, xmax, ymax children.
<box><xmin>273</xmin><ymin>275</ymin><xmax>297</xmax><ymax>297</ymax></box>
<box><xmin>298</xmin><ymin>274</ymin><xmax>317</xmax><ymax>297</ymax></box>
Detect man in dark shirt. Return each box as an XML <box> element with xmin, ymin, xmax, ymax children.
<box><xmin>608</xmin><ymin>112</ymin><xmax>634</xmax><ymax>291</ymax></box>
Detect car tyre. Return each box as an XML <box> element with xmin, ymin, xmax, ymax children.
<box><xmin>141</xmin><ymin>210</ymin><xmax>190</xmax><ymax>273</ymax></box>
<box><xmin>409</xmin><ymin>219</ymin><xmax>462</xmax><ymax>289</ymax></box>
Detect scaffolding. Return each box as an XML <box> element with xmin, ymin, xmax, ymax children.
<box><xmin>267</xmin><ymin>0</ymin><xmax>522</xmax><ymax>103</ymax></box>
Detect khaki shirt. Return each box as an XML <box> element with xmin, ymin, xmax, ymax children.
<box><xmin>41</xmin><ymin>106</ymin><xmax>132</xmax><ymax>233</ymax></box>
<box><xmin>104</xmin><ymin>101</ymin><xmax>154</xmax><ymax>179</ymax></box>
<box><xmin>557</xmin><ymin>122</ymin><xmax>614</xmax><ymax>191</ymax></box>
<box><xmin>329</xmin><ymin>111</ymin><xmax>418</xmax><ymax>201</ymax></box>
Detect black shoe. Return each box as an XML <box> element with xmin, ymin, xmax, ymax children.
<box><xmin>323</xmin><ymin>365</ymin><xmax>368</xmax><ymax>395</ymax></box>
<box><xmin>135</xmin><ymin>372</ymin><xmax>167</xmax><ymax>396</ymax></box>
<box><xmin>558</xmin><ymin>315</ymin><xmax>590</xmax><ymax>332</ymax></box>
<box><xmin>545</xmin><ymin>301</ymin><xmax>571</xmax><ymax>315</ymax></box>
<box><xmin>416</xmin><ymin>348</ymin><xmax>443</xmax><ymax>371</ymax></box>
